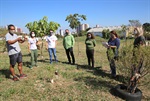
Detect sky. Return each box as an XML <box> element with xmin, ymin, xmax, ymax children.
<box><xmin>0</xmin><ymin>0</ymin><xmax>150</xmax><ymax>33</ymax></box>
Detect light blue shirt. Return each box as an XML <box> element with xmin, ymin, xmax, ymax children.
<box><xmin>5</xmin><ymin>33</ymin><xmax>21</xmax><ymax>55</ymax></box>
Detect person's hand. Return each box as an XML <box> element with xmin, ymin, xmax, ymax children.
<box><xmin>17</xmin><ymin>37</ymin><xmax>22</xmax><ymax>41</ymax></box>
<box><xmin>108</xmin><ymin>45</ymin><xmax>111</xmax><ymax>48</ymax></box>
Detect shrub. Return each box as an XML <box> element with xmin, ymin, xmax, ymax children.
<box><xmin>117</xmin><ymin>44</ymin><xmax>150</xmax><ymax>93</ymax></box>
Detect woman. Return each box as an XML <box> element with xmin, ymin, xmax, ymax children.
<box><xmin>85</xmin><ymin>32</ymin><xmax>96</xmax><ymax>68</ymax></box>
<box><xmin>133</xmin><ymin>27</ymin><xmax>146</xmax><ymax>48</ymax></box>
<box><xmin>28</xmin><ymin>31</ymin><xmax>39</xmax><ymax>68</ymax></box>
<box><xmin>107</xmin><ymin>31</ymin><xmax>120</xmax><ymax>78</ymax></box>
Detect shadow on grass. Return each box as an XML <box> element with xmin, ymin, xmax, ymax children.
<box><xmin>22</xmin><ymin>53</ymin><xmax>30</xmax><ymax>57</ymax></box>
<box><xmin>0</xmin><ymin>69</ymin><xmax>10</xmax><ymax>78</ymax></box>
<box><xmin>77</xmin><ymin>64</ymin><xmax>128</xmax><ymax>84</ymax></box>
<box><xmin>23</xmin><ymin>61</ymin><xmax>30</xmax><ymax>67</ymax></box>
<box><xmin>74</xmin><ymin>76</ymin><xmax>114</xmax><ymax>91</ymax></box>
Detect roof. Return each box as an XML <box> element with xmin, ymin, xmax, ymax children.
<box><xmin>88</xmin><ymin>26</ymin><xmax>122</xmax><ymax>32</ymax></box>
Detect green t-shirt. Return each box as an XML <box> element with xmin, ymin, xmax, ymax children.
<box><xmin>63</xmin><ymin>34</ymin><xmax>75</xmax><ymax>49</ymax></box>
<box><xmin>85</xmin><ymin>38</ymin><xmax>96</xmax><ymax>50</ymax></box>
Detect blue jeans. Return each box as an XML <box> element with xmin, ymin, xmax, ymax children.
<box><xmin>48</xmin><ymin>48</ymin><xmax>57</xmax><ymax>63</ymax></box>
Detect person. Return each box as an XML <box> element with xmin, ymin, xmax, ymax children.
<box><xmin>107</xmin><ymin>31</ymin><xmax>120</xmax><ymax>78</ymax></box>
<box><xmin>28</xmin><ymin>31</ymin><xmax>39</xmax><ymax>68</ymax></box>
<box><xmin>46</xmin><ymin>30</ymin><xmax>58</xmax><ymax>64</ymax></box>
<box><xmin>5</xmin><ymin>24</ymin><xmax>27</xmax><ymax>81</ymax></box>
<box><xmin>85</xmin><ymin>32</ymin><xmax>96</xmax><ymax>68</ymax></box>
<box><xmin>63</xmin><ymin>29</ymin><xmax>75</xmax><ymax>65</ymax></box>
<box><xmin>133</xmin><ymin>27</ymin><xmax>146</xmax><ymax>48</ymax></box>
<box><xmin>131</xmin><ymin>26</ymin><xmax>146</xmax><ymax>81</ymax></box>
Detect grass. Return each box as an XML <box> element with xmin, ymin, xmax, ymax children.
<box><xmin>0</xmin><ymin>36</ymin><xmax>149</xmax><ymax>101</ymax></box>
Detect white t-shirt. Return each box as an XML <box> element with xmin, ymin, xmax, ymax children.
<box><xmin>5</xmin><ymin>33</ymin><xmax>21</xmax><ymax>55</ymax></box>
<box><xmin>46</xmin><ymin>35</ymin><xmax>57</xmax><ymax>48</ymax></box>
<box><xmin>28</xmin><ymin>37</ymin><xmax>38</xmax><ymax>50</ymax></box>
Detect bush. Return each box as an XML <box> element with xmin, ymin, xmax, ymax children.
<box><xmin>72</xmin><ymin>34</ymin><xmax>78</xmax><ymax>37</ymax></box>
<box><xmin>117</xmin><ymin>44</ymin><xmax>150</xmax><ymax>93</ymax></box>
<box><xmin>55</xmin><ymin>34</ymin><xmax>63</xmax><ymax>38</ymax></box>
<box><xmin>144</xmin><ymin>33</ymin><xmax>150</xmax><ymax>40</ymax></box>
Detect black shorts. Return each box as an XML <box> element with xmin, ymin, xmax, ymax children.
<box><xmin>9</xmin><ymin>52</ymin><xmax>22</xmax><ymax>66</ymax></box>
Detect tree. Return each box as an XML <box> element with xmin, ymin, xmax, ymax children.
<box><xmin>143</xmin><ymin>23</ymin><xmax>150</xmax><ymax>32</ymax></box>
<box><xmin>143</xmin><ymin>23</ymin><xmax>150</xmax><ymax>40</ymax></box>
<box><xmin>25</xmin><ymin>16</ymin><xmax>60</xmax><ymax>57</ymax></box>
<box><xmin>129</xmin><ymin>20</ymin><xmax>141</xmax><ymax>27</ymax></box>
<box><xmin>121</xmin><ymin>25</ymin><xmax>127</xmax><ymax>39</ymax></box>
<box><xmin>65</xmin><ymin>13</ymin><xmax>87</xmax><ymax>31</ymax></box>
<box><xmin>102</xmin><ymin>29</ymin><xmax>110</xmax><ymax>39</ymax></box>
<box><xmin>117</xmin><ymin>45</ymin><xmax>150</xmax><ymax>94</ymax></box>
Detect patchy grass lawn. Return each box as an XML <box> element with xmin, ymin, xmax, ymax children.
<box><xmin>0</xmin><ymin>36</ymin><xmax>149</xmax><ymax>101</ymax></box>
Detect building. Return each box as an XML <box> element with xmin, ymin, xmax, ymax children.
<box><xmin>17</xmin><ymin>28</ymin><xmax>22</xmax><ymax>33</ymax></box>
<box><xmin>59</xmin><ymin>29</ymin><xmax>64</xmax><ymax>36</ymax></box>
<box><xmin>88</xmin><ymin>25</ymin><xmax>122</xmax><ymax>37</ymax></box>
<box><xmin>76</xmin><ymin>24</ymin><xmax>90</xmax><ymax>33</ymax></box>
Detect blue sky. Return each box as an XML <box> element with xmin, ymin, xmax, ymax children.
<box><xmin>0</xmin><ymin>0</ymin><xmax>150</xmax><ymax>33</ymax></box>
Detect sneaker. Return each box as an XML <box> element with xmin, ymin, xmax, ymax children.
<box><xmin>28</xmin><ymin>65</ymin><xmax>33</xmax><ymax>69</ymax></box>
<box><xmin>20</xmin><ymin>74</ymin><xmax>27</xmax><ymax>78</ymax></box>
<box><xmin>13</xmin><ymin>76</ymin><xmax>19</xmax><ymax>81</ymax></box>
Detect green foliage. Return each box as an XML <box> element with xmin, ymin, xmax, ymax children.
<box><xmin>79</xmin><ymin>30</ymin><xmax>87</xmax><ymax>36</ymax></box>
<box><xmin>72</xmin><ymin>34</ymin><xmax>78</xmax><ymax>37</ymax></box>
<box><xmin>143</xmin><ymin>23</ymin><xmax>150</xmax><ymax>40</ymax></box>
<box><xmin>55</xmin><ymin>34</ymin><xmax>63</xmax><ymax>38</ymax></box>
<box><xmin>117</xmin><ymin>44</ymin><xmax>150</xmax><ymax>86</ymax></box>
<box><xmin>25</xmin><ymin>16</ymin><xmax>60</xmax><ymax>37</ymax></box>
<box><xmin>0</xmin><ymin>28</ymin><xmax>8</xmax><ymax>37</ymax></box>
<box><xmin>143</xmin><ymin>23</ymin><xmax>150</xmax><ymax>32</ymax></box>
<box><xmin>102</xmin><ymin>29</ymin><xmax>110</xmax><ymax>39</ymax></box>
<box><xmin>129</xmin><ymin>20</ymin><xmax>141</xmax><ymax>27</ymax></box>
<box><xmin>65</xmin><ymin>13</ymin><xmax>87</xmax><ymax>29</ymax></box>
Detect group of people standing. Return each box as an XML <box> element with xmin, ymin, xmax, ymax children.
<box><xmin>5</xmin><ymin>24</ymin><xmax>145</xmax><ymax>81</ymax></box>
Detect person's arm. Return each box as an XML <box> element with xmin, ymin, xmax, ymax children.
<box><xmin>18</xmin><ymin>39</ymin><xmax>26</xmax><ymax>43</ymax></box>
<box><xmin>55</xmin><ymin>36</ymin><xmax>58</xmax><ymax>47</ymax></box>
<box><xmin>72</xmin><ymin>35</ymin><xmax>75</xmax><ymax>46</ymax></box>
<box><xmin>93</xmin><ymin>39</ymin><xmax>96</xmax><ymax>47</ymax></box>
<box><xmin>7</xmin><ymin>37</ymin><xmax>22</xmax><ymax>45</ymax></box>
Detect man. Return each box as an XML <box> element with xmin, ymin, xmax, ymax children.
<box><xmin>63</xmin><ymin>29</ymin><xmax>75</xmax><ymax>65</ymax></box>
<box><xmin>5</xmin><ymin>24</ymin><xmax>27</xmax><ymax>81</ymax></box>
<box><xmin>46</xmin><ymin>30</ymin><xmax>58</xmax><ymax>64</ymax></box>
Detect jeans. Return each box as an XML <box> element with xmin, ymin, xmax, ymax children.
<box><xmin>31</xmin><ymin>49</ymin><xmax>38</xmax><ymax>66</ymax></box>
<box><xmin>48</xmin><ymin>48</ymin><xmax>57</xmax><ymax>63</ymax></box>
<box><xmin>86</xmin><ymin>49</ymin><xmax>94</xmax><ymax>68</ymax></box>
<box><xmin>65</xmin><ymin>47</ymin><xmax>75</xmax><ymax>64</ymax></box>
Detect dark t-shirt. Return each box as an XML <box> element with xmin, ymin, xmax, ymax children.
<box><xmin>107</xmin><ymin>38</ymin><xmax>120</xmax><ymax>59</ymax></box>
<box><xmin>134</xmin><ymin>36</ymin><xmax>146</xmax><ymax>47</ymax></box>
<box><xmin>108</xmin><ymin>38</ymin><xmax>120</xmax><ymax>49</ymax></box>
